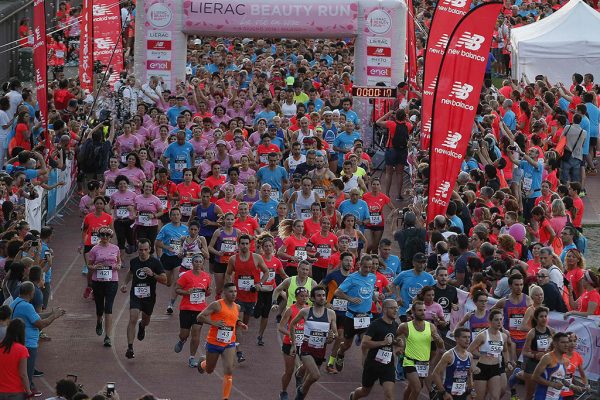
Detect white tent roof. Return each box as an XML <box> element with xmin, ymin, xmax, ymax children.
<box><xmin>511</xmin><ymin>0</ymin><xmax>600</xmax><ymax>58</ymax></box>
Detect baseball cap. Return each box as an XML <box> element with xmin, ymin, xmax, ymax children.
<box><xmin>216</xmin><ymin>140</ymin><xmax>227</xmax><ymax>146</ymax></box>
<box><xmin>267</xmin><ymin>124</ymin><xmax>277</xmax><ymax>130</ymax></box>
<box><xmin>413</xmin><ymin>253</ymin><xmax>427</xmax><ymax>263</ymax></box>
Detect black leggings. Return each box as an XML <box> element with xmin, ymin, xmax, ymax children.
<box><xmin>135</xmin><ymin>225</ymin><xmax>158</xmax><ymax>252</ymax></box>
<box><xmin>92</xmin><ymin>281</ymin><xmax>118</xmax><ymax>316</ymax></box>
<box><xmin>114</xmin><ymin>218</ymin><xmax>135</xmax><ymax>249</ymax></box>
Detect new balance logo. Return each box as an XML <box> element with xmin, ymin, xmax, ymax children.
<box><xmin>423</xmin><ymin>119</ymin><xmax>431</xmax><ymax>133</ymax></box>
<box><xmin>442</xmin><ymin>0</ymin><xmax>467</xmax><ymax>7</ymax></box>
<box><xmin>92</xmin><ymin>4</ymin><xmax>112</xmax><ymax>16</ymax></box>
<box><xmin>373</xmin><ymin>48</ymin><xmax>385</xmax><ymax>55</ymax></box>
<box><xmin>435</xmin><ymin>34</ymin><xmax>449</xmax><ymax>49</ymax></box>
<box><xmin>434</xmin><ymin>181</ymin><xmax>451</xmax><ymax>199</ymax></box>
<box><xmin>456</xmin><ymin>32</ymin><xmax>485</xmax><ymax>51</ymax></box>
<box><xmin>94</xmin><ymin>38</ymin><xmax>115</xmax><ymax>50</ymax></box>
<box><xmin>427</xmin><ymin>77</ymin><xmax>438</xmax><ymax>91</ymax></box>
<box><xmin>154</xmin><ymin>42</ymin><xmax>166</xmax><ymax>49</ymax></box>
<box><xmin>441</xmin><ymin>131</ymin><xmax>462</xmax><ymax>149</ymax></box>
<box><xmin>449</xmin><ymin>82</ymin><xmax>473</xmax><ymax>100</ymax></box>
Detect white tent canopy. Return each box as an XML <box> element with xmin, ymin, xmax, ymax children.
<box><xmin>510</xmin><ymin>0</ymin><xmax>600</xmax><ymax>84</ymax></box>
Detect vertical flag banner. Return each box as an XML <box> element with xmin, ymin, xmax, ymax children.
<box><xmin>406</xmin><ymin>0</ymin><xmax>417</xmax><ymax>98</ymax></box>
<box><xmin>421</xmin><ymin>0</ymin><xmax>473</xmax><ymax>149</ymax></box>
<box><xmin>79</xmin><ymin>0</ymin><xmax>94</xmax><ymax>92</ymax></box>
<box><xmin>33</xmin><ymin>0</ymin><xmax>47</xmax><ymax>135</ymax></box>
<box><xmin>92</xmin><ymin>0</ymin><xmax>123</xmax><ymax>85</ymax></box>
<box><xmin>427</xmin><ymin>2</ymin><xmax>503</xmax><ymax>222</ymax></box>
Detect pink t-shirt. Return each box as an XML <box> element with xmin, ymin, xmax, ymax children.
<box><xmin>104</xmin><ymin>169</ymin><xmax>119</xmax><ymax>185</ymax></box>
<box><xmin>79</xmin><ymin>194</ymin><xmax>94</xmax><ymax>215</ymax></box>
<box><xmin>238</xmin><ymin>168</ymin><xmax>256</xmax><ymax>184</ymax></box>
<box><xmin>134</xmin><ymin>194</ymin><xmax>163</xmax><ymax>226</ymax></box>
<box><xmin>151</xmin><ymin>139</ymin><xmax>169</xmax><ymax>159</ymax></box>
<box><xmin>230</xmin><ymin>146</ymin><xmax>251</xmax><ymax>163</ymax></box>
<box><xmin>142</xmin><ymin>160</ymin><xmax>155</xmax><ymax>180</ymax></box>
<box><xmin>424</xmin><ymin>302</ymin><xmax>445</xmax><ymax>323</ymax></box>
<box><xmin>110</xmin><ymin>190</ymin><xmax>136</xmax><ymax>219</ymax></box>
<box><xmin>119</xmin><ymin>167</ymin><xmax>147</xmax><ymax>193</ymax></box>
<box><xmin>189</xmin><ymin>138</ymin><xmax>209</xmax><ymax>158</ymax></box>
<box><xmin>116</xmin><ymin>134</ymin><xmax>140</xmax><ymax>155</ymax></box>
<box><xmin>134</xmin><ymin>126</ymin><xmax>151</xmax><ymax>143</ymax></box>
<box><xmin>88</xmin><ymin>243</ymin><xmax>120</xmax><ymax>282</ymax></box>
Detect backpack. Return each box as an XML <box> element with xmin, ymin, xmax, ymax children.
<box><xmin>78</xmin><ymin>139</ymin><xmax>107</xmax><ymax>173</ymax></box>
<box><xmin>391</xmin><ymin>121</ymin><xmax>409</xmax><ymax>151</ymax></box>
<box><xmin>400</xmin><ymin>227</ymin><xmax>426</xmax><ymax>268</ymax></box>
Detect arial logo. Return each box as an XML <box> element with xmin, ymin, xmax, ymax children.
<box><xmin>94</xmin><ymin>38</ymin><xmax>114</xmax><ymax>50</ymax></box>
<box><xmin>442</xmin><ymin>131</ymin><xmax>462</xmax><ymax>149</ymax></box>
<box><xmin>443</xmin><ymin>0</ymin><xmax>467</xmax><ymax>7</ymax></box>
<box><xmin>92</xmin><ymin>4</ymin><xmax>112</xmax><ymax>16</ymax></box>
<box><xmin>456</xmin><ymin>32</ymin><xmax>485</xmax><ymax>51</ymax></box>
<box><xmin>434</xmin><ymin>181</ymin><xmax>451</xmax><ymax>199</ymax></box>
<box><xmin>450</xmin><ymin>82</ymin><xmax>473</xmax><ymax>100</ymax></box>
<box><xmin>436</xmin><ymin>34</ymin><xmax>450</xmax><ymax>49</ymax></box>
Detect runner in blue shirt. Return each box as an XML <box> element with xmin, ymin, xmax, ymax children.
<box><xmin>250</xmin><ymin>183</ymin><xmax>279</xmax><ymax>227</ymax></box>
<box><xmin>333</xmin><ymin>255</ymin><xmax>378</xmax><ymax>372</ymax></box>
<box><xmin>333</xmin><ymin>122</ymin><xmax>361</xmax><ymax>169</ymax></box>
<box><xmin>378</xmin><ymin>239</ymin><xmax>401</xmax><ymax>283</ymax></box>
<box><xmin>256</xmin><ymin>153</ymin><xmax>289</xmax><ymax>201</ymax></box>
<box><xmin>340</xmin><ymin>98</ymin><xmax>359</xmax><ymax>125</ymax></box>
<box><xmin>338</xmin><ymin>189</ymin><xmax>370</xmax><ymax>232</ymax></box>
<box><xmin>166</xmin><ymin>96</ymin><xmax>189</xmax><ymax>126</ymax></box>
<box><xmin>392</xmin><ymin>253</ymin><xmax>435</xmax><ymax>318</ymax></box>
<box><xmin>161</xmin><ymin>131</ymin><xmax>194</xmax><ymax>183</ymax></box>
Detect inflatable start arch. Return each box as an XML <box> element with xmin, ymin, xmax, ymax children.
<box><xmin>134</xmin><ymin>0</ymin><xmax>406</xmax><ymax>142</ymax></box>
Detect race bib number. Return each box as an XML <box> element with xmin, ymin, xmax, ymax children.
<box><xmin>269</xmin><ymin>189</ymin><xmax>280</xmax><ymax>201</ymax></box>
<box><xmin>181</xmin><ymin>205</ymin><xmax>193</xmax><ymax>216</ymax></box>
<box><xmin>369</xmin><ymin>213</ymin><xmax>382</xmax><ymax>225</ymax></box>
<box><xmin>537</xmin><ymin>337</ymin><xmax>550</xmax><ymax>351</ymax></box>
<box><xmin>238</xmin><ymin>276</ymin><xmax>254</xmax><ymax>291</ymax></box>
<box><xmin>105</xmin><ymin>187</ymin><xmax>117</xmax><ymax>197</ymax></box>
<box><xmin>216</xmin><ymin>326</ymin><xmax>234</xmax><ymax>343</ymax></box>
<box><xmin>182</xmin><ymin>256</ymin><xmax>193</xmax><ymax>268</ymax></box>
<box><xmin>97</xmin><ymin>268</ymin><xmax>113</xmax><ymax>281</ymax></box>
<box><xmin>56</xmin><ymin>50</ymin><xmax>64</xmax><ymax>58</ymax></box>
<box><xmin>190</xmin><ymin>289</ymin><xmax>205</xmax><ymax>304</ymax></box>
<box><xmin>375</xmin><ymin>349</ymin><xmax>392</xmax><ymax>364</ymax></box>
<box><xmin>121</xmin><ymin>154</ymin><xmax>128</xmax><ymax>164</ymax></box>
<box><xmin>91</xmin><ymin>234</ymin><xmax>100</xmax><ymax>245</ymax></box>
<box><xmin>294</xmin><ymin>248</ymin><xmax>307</xmax><ymax>260</ymax></box>
<box><xmin>134</xmin><ymin>285</ymin><xmax>150</xmax><ymax>298</ymax></box>
<box><xmin>294</xmin><ymin>333</ymin><xmax>304</xmax><ymax>347</ymax></box>
<box><xmin>138</xmin><ymin>212</ymin><xmax>152</xmax><ymax>226</ymax></box>
<box><xmin>546</xmin><ymin>377</ymin><xmax>564</xmax><ymax>400</ymax></box>
<box><xmin>300</xmin><ymin>209</ymin><xmax>311</xmax><ymax>220</ymax></box>
<box><xmin>444</xmin><ymin>312</ymin><xmax>451</xmax><ymax>324</ymax></box>
<box><xmin>259</xmin><ymin>154</ymin><xmax>268</xmax><ymax>164</ymax></box>
<box><xmin>314</xmin><ymin>188</ymin><xmax>325</xmax><ymax>198</ymax></box>
<box><xmin>159</xmin><ymin>198</ymin><xmax>168</xmax><ymax>209</ymax></box>
<box><xmin>488</xmin><ymin>340</ymin><xmax>503</xmax><ymax>358</ymax></box>
<box><xmin>261</xmin><ymin>271</ymin><xmax>276</xmax><ymax>282</ymax></box>
<box><xmin>348</xmin><ymin>239</ymin><xmax>358</xmax><ymax>249</ymax></box>
<box><xmin>318</xmin><ymin>246</ymin><xmax>331</xmax><ymax>259</ymax></box>
<box><xmin>353</xmin><ymin>315</ymin><xmax>370</xmax><ymax>329</ymax></box>
<box><xmin>451</xmin><ymin>382</ymin><xmax>467</xmax><ymax>396</ymax></box>
<box><xmin>194</xmin><ymin>158</ymin><xmax>203</xmax><ymax>167</ymax></box>
<box><xmin>116</xmin><ymin>206</ymin><xmax>129</xmax><ymax>219</ymax></box>
<box><xmin>332</xmin><ymin>298</ymin><xmax>348</xmax><ymax>312</ymax></box>
<box><xmin>415</xmin><ymin>361</ymin><xmax>429</xmax><ymax>378</ymax></box>
<box><xmin>170</xmin><ymin>239</ymin><xmax>182</xmax><ymax>254</ymax></box>
<box><xmin>308</xmin><ymin>330</ymin><xmax>326</xmax><ymax>348</ymax></box>
<box><xmin>509</xmin><ymin>315</ymin><xmax>523</xmax><ymax>329</ymax></box>
<box><xmin>175</xmin><ymin>159</ymin><xmax>187</xmax><ymax>171</ymax></box>
<box><xmin>221</xmin><ymin>241</ymin><xmax>237</xmax><ymax>253</ymax></box>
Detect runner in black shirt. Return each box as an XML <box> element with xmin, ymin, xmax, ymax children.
<box><xmin>433</xmin><ymin>266</ymin><xmax>459</xmax><ymax>339</ymax></box>
<box><xmin>120</xmin><ymin>238</ymin><xmax>167</xmax><ymax>359</ymax></box>
<box><xmin>349</xmin><ymin>299</ymin><xmax>400</xmax><ymax>400</ymax></box>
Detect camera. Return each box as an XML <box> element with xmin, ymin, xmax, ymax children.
<box><xmin>106</xmin><ymin>382</ymin><xmax>115</xmax><ymax>397</ymax></box>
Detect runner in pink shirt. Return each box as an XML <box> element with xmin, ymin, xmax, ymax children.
<box><xmin>133</xmin><ymin>181</ymin><xmax>164</xmax><ymax>251</ymax></box>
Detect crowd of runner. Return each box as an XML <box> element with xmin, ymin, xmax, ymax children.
<box><xmin>0</xmin><ymin>0</ymin><xmax>600</xmax><ymax>399</ymax></box>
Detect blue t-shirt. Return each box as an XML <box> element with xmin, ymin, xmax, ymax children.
<box><xmin>156</xmin><ymin>223</ymin><xmax>189</xmax><ymax>256</ymax></box>
<box><xmin>305</xmin><ymin>98</ymin><xmax>324</xmax><ymax>112</ymax></box>
<box><xmin>382</xmin><ymin>255</ymin><xmax>401</xmax><ymax>277</ymax></box>
<box><xmin>519</xmin><ymin>160</ymin><xmax>543</xmax><ymax>199</ymax></box>
<box><xmin>256</xmin><ymin>166</ymin><xmax>288</xmax><ymax>192</ymax></box>
<box><xmin>333</xmin><ymin>131</ymin><xmax>361</xmax><ymax>167</ymax></box>
<box><xmin>41</xmin><ymin>242</ymin><xmax>52</xmax><ymax>282</ymax></box>
<box><xmin>585</xmin><ymin>102</ymin><xmax>599</xmax><ymax>139</ymax></box>
<box><xmin>503</xmin><ymin>110</ymin><xmax>517</xmax><ymax>131</ymax></box>
<box><xmin>580</xmin><ymin>116</ymin><xmax>591</xmax><ymax>156</ymax></box>
<box><xmin>163</xmin><ymin>142</ymin><xmax>194</xmax><ymax>182</ymax></box>
<box><xmin>254</xmin><ymin>110</ymin><xmax>276</xmax><ymax>124</ymax></box>
<box><xmin>171</xmin><ymin>127</ymin><xmax>193</xmax><ymax>141</ymax></box>
<box><xmin>337</xmin><ymin>271</ymin><xmax>376</xmax><ymax>316</ymax></box>
<box><xmin>393</xmin><ymin>270</ymin><xmax>435</xmax><ymax>315</ymax></box>
<box><xmin>250</xmin><ymin>199</ymin><xmax>279</xmax><ymax>227</ymax></box>
<box><xmin>166</xmin><ymin>106</ymin><xmax>189</xmax><ymax>126</ymax></box>
<box><xmin>10</xmin><ymin>297</ymin><xmax>40</xmax><ymax>348</ymax></box>
<box><xmin>338</xmin><ymin>199</ymin><xmax>370</xmax><ymax>231</ymax></box>
<box><xmin>450</xmin><ymin>215</ymin><xmax>464</xmax><ymax>233</ymax></box>
<box><xmin>4</xmin><ymin>164</ymin><xmax>39</xmax><ymax>180</ymax></box>
<box><xmin>340</xmin><ymin>109</ymin><xmax>359</xmax><ymax>125</ymax></box>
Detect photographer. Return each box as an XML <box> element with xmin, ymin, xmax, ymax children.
<box><xmin>393</xmin><ymin>209</ymin><xmax>426</xmax><ymax>271</ymax></box>
<box><xmin>77</xmin><ymin>120</ymin><xmax>115</xmax><ymax>184</ymax></box>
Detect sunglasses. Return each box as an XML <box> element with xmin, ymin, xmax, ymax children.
<box><xmin>537</xmin><ymin>274</ymin><xmax>548</xmax><ymax>278</ymax></box>
<box><xmin>99</xmin><ymin>233</ymin><xmax>112</xmax><ymax>238</ymax></box>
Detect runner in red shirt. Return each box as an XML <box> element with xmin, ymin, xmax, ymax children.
<box><xmin>362</xmin><ymin>178</ymin><xmax>396</xmax><ymax>253</ymax></box>
<box><xmin>233</xmin><ymin>202</ymin><xmax>261</xmax><ymax>251</ymax></box>
<box><xmin>177</xmin><ymin>169</ymin><xmax>201</xmax><ymax>221</ymax></box>
<box><xmin>256</xmin><ymin>135</ymin><xmax>281</xmax><ymax>167</ymax></box>
<box><xmin>303</xmin><ymin>202</ymin><xmax>323</xmax><ymax>238</ymax></box>
<box><xmin>370</xmin><ymin>257</ymin><xmax>391</xmax><ymax>317</ymax></box>
<box><xmin>308</xmin><ymin>218</ymin><xmax>338</xmax><ymax>283</ymax></box>
<box><xmin>215</xmin><ymin>184</ymin><xmax>240</xmax><ymax>216</ymax></box>
<box><xmin>153</xmin><ymin>168</ymin><xmax>178</xmax><ymax>225</ymax></box>
<box><xmin>276</xmin><ymin>219</ymin><xmax>314</xmax><ymax>276</ymax></box>
<box><xmin>174</xmin><ymin>255</ymin><xmax>212</xmax><ymax>367</ymax></box>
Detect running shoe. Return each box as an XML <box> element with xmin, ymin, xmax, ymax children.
<box><xmin>33</xmin><ymin>369</ymin><xmax>44</xmax><ymax>377</ymax></box>
<box><xmin>125</xmin><ymin>348</ymin><xmax>135</xmax><ymax>359</ymax></box>
<box><xmin>96</xmin><ymin>321</ymin><xmax>103</xmax><ymax>336</ymax></box>
<box><xmin>103</xmin><ymin>337</ymin><xmax>112</xmax><ymax>347</ymax></box>
<box><xmin>137</xmin><ymin>321</ymin><xmax>146</xmax><ymax>341</ymax></box>
<box><xmin>279</xmin><ymin>392</ymin><xmax>289</xmax><ymax>400</ymax></box>
<box><xmin>174</xmin><ymin>339</ymin><xmax>186</xmax><ymax>353</ymax></box>
<box><xmin>188</xmin><ymin>356</ymin><xmax>198</xmax><ymax>368</ymax></box>
<box><xmin>197</xmin><ymin>356</ymin><xmax>206</xmax><ymax>374</ymax></box>
<box><xmin>81</xmin><ymin>265</ymin><xmax>88</xmax><ymax>275</ymax></box>
<box><xmin>510</xmin><ymin>396</ymin><xmax>520</xmax><ymax>400</ymax></box>
<box><xmin>31</xmin><ymin>390</ymin><xmax>43</xmax><ymax>397</ymax></box>
<box><xmin>326</xmin><ymin>365</ymin><xmax>338</xmax><ymax>374</ymax></box>
<box><xmin>237</xmin><ymin>351</ymin><xmax>246</xmax><ymax>363</ymax></box>
<box><xmin>166</xmin><ymin>305</ymin><xmax>174</xmax><ymax>315</ymax></box>
<box><xmin>508</xmin><ymin>367</ymin><xmax>522</xmax><ymax>388</ymax></box>
<box><xmin>295</xmin><ymin>386</ymin><xmax>304</xmax><ymax>400</ymax></box>
<box><xmin>335</xmin><ymin>356</ymin><xmax>344</xmax><ymax>372</ymax></box>
<box><xmin>257</xmin><ymin>336</ymin><xmax>264</xmax><ymax>346</ymax></box>
<box><xmin>83</xmin><ymin>286</ymin><xmax>92</xmax><ymax>299</ymax></box>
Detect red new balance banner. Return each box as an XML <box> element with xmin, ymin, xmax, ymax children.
<box><xmin>406</xmin><ymin>0</ymin><xmax>418</xmax><ymax>99</ymax></box>
<box><xmin>92</xmin><ymin>0</ymin><xmax>123</xmax><ymax>85</ymax></box>
<box><xmin>79</xmin><ymin>0</ymin><xmax>93</xmax><ymax>92</ymax></box>
<box><xmin>427</xmin><ymin>2</ymin><xmax>503</xmax><ymax>223</ymax></box>
<box><xmin>32</xmin><ymin>0</ymin><xmax>47</xmax><ymax>139</ymax></box>
<box><xmin>420</xmin><ymin>0</ymin><xmax>473</xmax><ymax>149</ymax></box>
